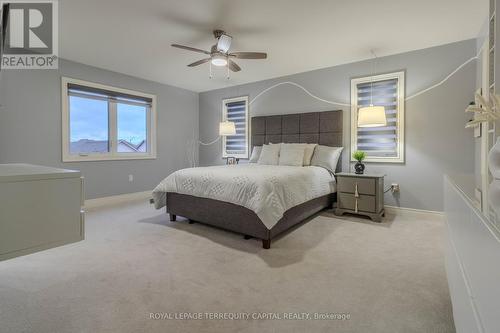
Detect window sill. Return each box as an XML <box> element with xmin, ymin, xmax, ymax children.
<box><xmin>350</xmin><ymin>158</ymin><xmax>404</xmax><ymax>164</ymax></box>
<box><xmin>62</xmin><ymin>154</ymin><xmax>157</xmax><ymax>162</ymax></box>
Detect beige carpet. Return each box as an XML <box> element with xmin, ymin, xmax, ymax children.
<box><xmin>0</xmin><ymin>199</ymin><xmax>455</xmax><ymax>333</ymax></box>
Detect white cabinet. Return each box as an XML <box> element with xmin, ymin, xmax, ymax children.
<box><xmin>0</xmin><ymin>164</ymin><xmax>84</xmax><ymax>261</ymax></box>
<box><xmin>444</xmin><ymin>175</ymin><xmax>500</xmax><ymax>333</ymax></box>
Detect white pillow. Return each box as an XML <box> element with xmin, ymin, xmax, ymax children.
<box><xmin>279</xmin><ymin>143</ymin><xmax>317</xmax><ymax>166</ymax></box>
<box><xmin>310</xmin><ymin>145</ymin><xmax>344</xmax><ymax>172</ymax></box>
<box><xmin>303</xmin><ymin>143</ymin><xmax>317</xmax><ymax>166</ymax></box>
<box><xmin>257</xmin><ymin>144</ymin><xmax>281</xmax><ymax>165</ymax></box>
<box><xmin>249</xmin><ymin>146</ymin><xmax>262</xmax><ymax>163</ymax></box>
<box><xmin>279</xmin><ymin>144</ymin><xmax>306</xmax><ymax>166</ymax></box>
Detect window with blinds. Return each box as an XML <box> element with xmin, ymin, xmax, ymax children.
<box><xmin>222</xmin><ymin>96</ymin><xmax>249</xmax><ymax>158</ymax></box>
<box><xmin>62</xmin><ymin>77</ymin><xmax>157</xmax><ymax>162</ymax></box>
<box><xmin>351</xmin><ymin>71</ymin><xmax>405</xmax><ymax>163</ymax></box>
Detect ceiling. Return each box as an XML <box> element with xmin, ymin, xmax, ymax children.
<box><xmin>60</xmin><ymin>0</ymin><xmax>487</xmax><ymax>92</ymax></box>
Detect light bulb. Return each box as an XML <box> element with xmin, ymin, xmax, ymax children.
<box><xmin>211</xmin><ymin>54</ymin><xmax>227</xmax><ymax>67</ymax></box>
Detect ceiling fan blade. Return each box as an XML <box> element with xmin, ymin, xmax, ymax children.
<box><xmin>228</xmin><ymin>60</ymin><xmax>241</xmax><ymax>72</ymax></box>
<box><xmin>171</xmin><ymin>44</ymin><xmax>210</xmax><ymax>55</ymax></box>
<box><xmin>187</xmin><ymin>58</ymin><xmax>211</xmax><ymax>67</ymax></box>
<box><xmin>229</xmin><ymin>52</ymin><xmax>267</xmax><ymax>59</ymax></box>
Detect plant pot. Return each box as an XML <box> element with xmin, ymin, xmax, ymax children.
<box><xmin>354</xmin><ymin>161</ymin><xmax>365</xmax><ymax>174</ymax></box>
<box><xmin>489</xmin><ymin>137</ymin><xmax>500</xmax><ymax>179</ymax></box>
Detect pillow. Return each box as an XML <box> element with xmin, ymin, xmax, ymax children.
<box><xmin>249</xmin><ymin>146</ymin><xmax>262</xmax><ymax>163</ymax></box>
<box><xmin>310</xmin><ymin>145</ymin><xmax>344</xmax><ymax>172</ymax></box>
<box><xmin>279</xmin><ymin>144</ymin><xmax>306</xmax><ymax>166</ymax></box>
<box><xmin>303</xmin><ymin>143</ymin><xmax>317</xmax><ymax>166</ymax></box>
<box><xmin>279</xmin><ymin>143</ymin><xmax>317</xmax><ymax>166</ymax></box>
<box><xmin>257</xmin><ymin>144</ymin><xmax>281</xmax><ymax>165</ymax></box>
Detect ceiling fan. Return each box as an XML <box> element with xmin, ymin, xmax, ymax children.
<box><xmin>171</xmin><ymin>30</ymin><xmax>267</xmax><ymax>77</ymax></box>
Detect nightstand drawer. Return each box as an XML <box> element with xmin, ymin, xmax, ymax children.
<box><xmin>338</xmin><ymin>193</ymin><xmax>376</xmax><ymax>212</ymax></box>
<box><xmin>337</xmin><ymin>177</ymin><xmax>376</xmax><ymax>195</ymax></box>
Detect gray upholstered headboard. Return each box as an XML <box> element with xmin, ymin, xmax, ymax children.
<box><xmin>251</xmin><ymin>110</ymin><xmax>343</xmax><ymax>171</ymax></box>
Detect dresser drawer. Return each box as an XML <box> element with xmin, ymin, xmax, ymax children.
<box><xmin>337</xmin><ymin>177</ymin><xmax>376</xmax><ymax>195</ymax></box>
<box><xmin>338</xmin><ymin>193</ymin><xmax>376</xmax><ymax>212</ymax></box>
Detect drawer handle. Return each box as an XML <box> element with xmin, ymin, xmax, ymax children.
<box><xmin>80</xmin><ymin>176</ymin><xmax>85</xmax><ymax>207</ymax></box>
<box><xmin>354</xmin><ymin>183</ymin><xmax>359</xmax><ymax>213</ymax></box>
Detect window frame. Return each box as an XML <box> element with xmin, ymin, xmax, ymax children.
<box><xmin>61</xmin><ymin>77</ymin><xmax>157</xmax><ymax>162</ymax></box>
<box><xmin>350</xmin><ymin>71</ymin><xmax>405</xmax><ymax>163</ymax></box>
<box><xmin>221</xmin><ymin>96</ymin><xmax>249</xmax><ymax>159</ymax></box>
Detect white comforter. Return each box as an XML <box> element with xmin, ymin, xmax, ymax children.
<box><xmin>152</xmin><ymin>164</ymin><xmax>336</xmax><ymax>230</ymax></box>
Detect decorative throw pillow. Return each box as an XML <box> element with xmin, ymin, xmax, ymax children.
<box><xmin>310</xmin><ymin>145</ymin><xmax>344</xmax><ymax>172</ymax></box>
<box><xmin>279</xmin><ymin>143</ymin><xmax>317</xmax><ymax>166</ymax></box>
<box><xmin>279</xmin><ymin>144</ymin><xmax>307</xmax><ymax>166</ymax></box>
<box><xmin>249</xmin><ymin>146</ymin><xmax>262</xmax><ymax>163</ymax></box>
<box><xmin>303</xmin><ymin>143</ymin><xmax>318</xmax><ymax>166</ymax></box>
<box><xmin>257</xmin><ymin>144</ymin><xmax>281</xmax><ymax>165</ymax></box>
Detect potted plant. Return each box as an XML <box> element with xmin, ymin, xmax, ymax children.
<box><xmin>352</xmin><ymin>151</ymin><xmax>366</xmax><ymax>174</ymax></box>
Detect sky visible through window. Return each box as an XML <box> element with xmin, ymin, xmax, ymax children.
<box><xmin>70</xmin><ymin>96</ymin><xmax>108</xmax><ymax>142</ymax></box>
<box><xmin>117</xmin><ymin>103</ymin><xmax>147</xmax><ymax>146</ymax></box>
<box><xmin>70</xmin><ymin>96</ymin><xmax>147</xmax><ymax>146</ymax></box>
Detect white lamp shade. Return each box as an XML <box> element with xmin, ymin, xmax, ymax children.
<box><xmin>219</xmin><ymin>121</ymin><xmax>236</xmax><ymax>136</ymax></box>
<box><xmin>357</xmin><ymin>105</ymin><xmax>387</xmax><ymax>127</ymax></box>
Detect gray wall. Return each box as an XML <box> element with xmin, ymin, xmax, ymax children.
<box><xmin>0</xmin><ymin>59</ymin><xmax>199</xmax><ymax>199</ymax></box>
<box><xmin>199</xmin><ymin>39</ymin><xmax>477</xmax><ymax>211</ymax></box>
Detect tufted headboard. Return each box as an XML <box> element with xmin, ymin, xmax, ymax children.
<box><xmin>251</xmin><ymin>110</ymin><xmax>343</xmax><ymax>171</ymax></box>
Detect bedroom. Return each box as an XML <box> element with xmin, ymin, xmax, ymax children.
<box><xmin>0</xmin><ymin>0</ymin><xmax>498</xmax><ymax>332</ymax></box>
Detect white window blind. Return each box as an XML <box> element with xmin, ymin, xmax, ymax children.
<box><xmin>351</xmin><ymin>72</ymin><xmax>405</xmax><ymax>163</ymax></box>
<box><xmin>222</xmin><ymin>96</ymin><xmax>248</xmax><ymax>158</ymax></box>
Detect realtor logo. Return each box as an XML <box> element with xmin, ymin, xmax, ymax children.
<box><xmin>1</xmin><ymin>0</ymin><xmax>58</xmax><ymax>69</ymax></box>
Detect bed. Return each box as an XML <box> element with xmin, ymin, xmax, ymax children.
<box><xmin>153</xmin><ymin>110</ymin><xmax>343</xmax><ymax>249</ymax></box>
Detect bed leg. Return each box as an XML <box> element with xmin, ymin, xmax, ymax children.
<box><xmin>262</xmin><ymin>239</ymin><xmax>271</xmax><ymax>249</ymax></box>
<box><xmin>169</xmin><ymin>214</ymin><xmax>176</xmax><ymax>221</ymax></box>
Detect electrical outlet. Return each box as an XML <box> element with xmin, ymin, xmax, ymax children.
<box><xmin>128</xmin><ymin>174</ymin><xmax>134</xmax><ymax>182</ymax></box>
<box><xmin>391</xmin><ymin>183</ymin><xmax>400</xmax><ymax>193</ymax></box>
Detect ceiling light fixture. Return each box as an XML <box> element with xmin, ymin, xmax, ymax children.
<box><xmin>171</xmin><ymin>29</ymin><xmax>267</xmax><ymax>79</ymax></box>
<box><xmin>211</xmin><ymin>54</ymin><xmax>228</xmax><ymax>67</ymax></box>
<box><xmin>216</xmin><ymin>33</ymin><xmax>232</xmax><ymax>53</ymax></box>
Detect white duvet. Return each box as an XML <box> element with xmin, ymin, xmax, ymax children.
<box><xmin>152</xmin><ymin>164</ymin><xmax>336</xmax><ymax>230</ymax></box>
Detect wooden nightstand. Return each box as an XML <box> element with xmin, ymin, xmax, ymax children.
<box><xmin>334</xmin><ymin>173</ymin><xmax>385</xmax><ymax>222</ymax></box>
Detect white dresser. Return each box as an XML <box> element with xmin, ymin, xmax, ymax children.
<box><xmin>444</xmin><ymin>175</ymin><xmax>500</xmax><ymax>333</ymax></box>
<box><xmin>0</xmin><ymin>164</ymin><xmax>84</xmax><ymax>261</ymax></box>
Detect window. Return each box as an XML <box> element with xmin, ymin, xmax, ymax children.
<box><xmin>222</xmin><ymin>96</ymin><xmax>249</xmax><ymax>158</ymax></box>
<box><xmin>62</xmin><ymin>77</ymin><xmax>156</xmax><ymax>162</ymax></box>
<box><xmin>351</xmin><ymin>71</ymin><xmax>405</xmax><ymax>163</ymax></box>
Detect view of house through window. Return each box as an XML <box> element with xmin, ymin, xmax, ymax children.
<box><xmin>69</xmin><ymin>95</ymin><xmax>109</xmax><ymax>154</ymax></box>
<box><xmin>117</xmin><ymin>103</ymin><xmax>148</xmax><ymax>153</ymax></box>
<box><xmin>62</xmin><ymin>78</ymin><xmax>156</xmax><ymax>161</ymax></box>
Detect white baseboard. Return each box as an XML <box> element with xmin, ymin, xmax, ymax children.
<box><xmin>384</xmin><ymin>205</ymin><xmax>444</xmax><ymax>216</ymax></box>
<box><xmin>84</xmin><ymin>191</ymin><xmax>444</xmax><ymax>217</ymax></box>
<box><xmin>85</xmin><ymin>191</ymin><xmax>152</xmax><ymax>210</ymax></box>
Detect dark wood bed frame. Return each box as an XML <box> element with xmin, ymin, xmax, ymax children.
<box><xmin>167</xmin><ymin>110</ymin><xmax>343</xmax><ymax>249</ymax></box>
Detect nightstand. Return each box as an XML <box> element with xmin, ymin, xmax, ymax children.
<box><xmin>334</xmin><ymin>173</ymin><xmax>385</xmax><ymax>222</ymax></box>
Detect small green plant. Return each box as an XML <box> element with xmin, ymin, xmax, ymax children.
<box><xmin>352</xmin><ymin>150</ymin><xmax>366</xmax><ymax>162</ymax></box>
